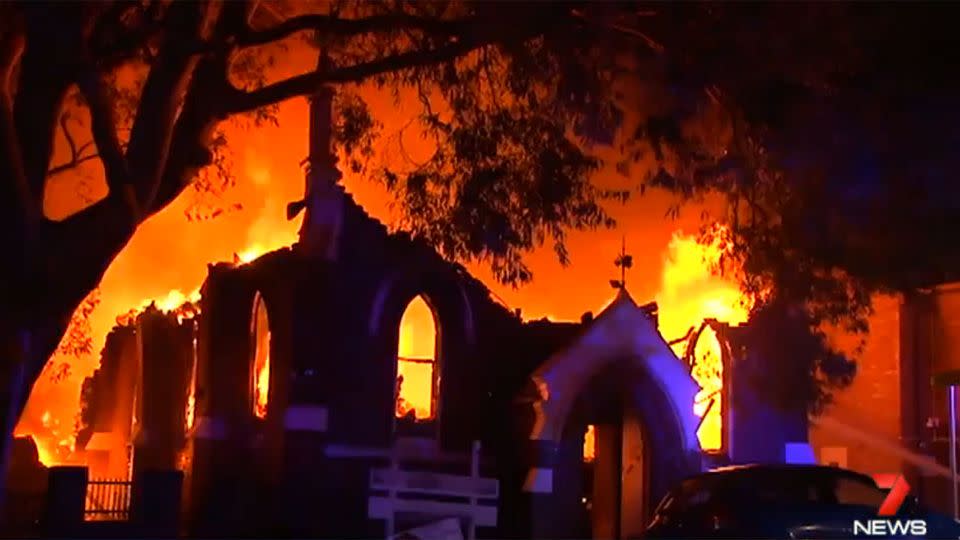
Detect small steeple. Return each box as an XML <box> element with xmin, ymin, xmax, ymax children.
<box><xmin>287</xmin><ymin>50</ymin><xmax>345</xmax><ymax>260</ymax></box>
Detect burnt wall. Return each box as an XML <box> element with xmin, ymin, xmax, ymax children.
<box><xmin>724</xmin><ymin>324</ymin><xmax>809</xmax><ymax>465</ymax></box>
<box><xmin>134</xmin><ymin>308</ymin><xmax>194</xmax><ymax>473</ymax></box>
<box><xmin>77</xmin><ymin>324</ymin><xmax>138</xmax><ymax>453</ymax></box>
<box><xmin>186</xmin><ymin>193</ymin><xmax>585</xmax><ymax>536</ymax></box>
<box><xmin>189</xmin><ymin>251</ymin><xmax>300</xmax><ymax>535</ymax></box>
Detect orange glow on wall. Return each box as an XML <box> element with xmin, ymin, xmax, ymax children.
<box><xmin>655</xmin><ymin>230</ymin><xmax>751</xmax><ymax>452</ymax></box>
<box><xmin>251</xmin><ymin>295</ymin><xmax>271</xmax><ymax>420</ymax></box>
<box><xmin>583</xmin><ymin>424</ymin><xmax>597</xmax><ymax>462</ymax></box>
<box><xmin>396</xmin><ymin>295</ymin><xmax>437</xmax><ymax>421</ymax></box>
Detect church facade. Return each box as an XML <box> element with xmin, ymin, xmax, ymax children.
<box><xmin>70</xmin><ymin>83</ymin><xmax>811</xmax><ymax>539</ymax></box>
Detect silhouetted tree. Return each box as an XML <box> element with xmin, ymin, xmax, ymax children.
<box><xmin>0</xmin><ymin>1</ymin><xmax>627</xmax><ymax>493</ymax></box>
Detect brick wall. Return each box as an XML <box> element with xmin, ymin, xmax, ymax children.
<box><xmin>809</xmin><ymin>294</ymin><xmax>903</xmax><ymax>475</ymax></box>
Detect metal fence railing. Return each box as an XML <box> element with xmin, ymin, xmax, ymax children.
<box><xmin>84</xmin><ymin>478</ymin><xmax>132</xmax><ymax>522</ymax></box>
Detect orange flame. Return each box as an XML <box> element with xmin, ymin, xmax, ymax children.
<box><xmin>583</xmin><ymin>424</ymin><xmax>596</xmax><ymax>462</ymax></box>
<box><xmin>252</xmin><ymin>296</ymin><xmax>271</xmax><ymax>420</ymax></box>
<box><xmin>655</xmin><ymin>229</ymin><xmax>752</xmax><ymax>452</ymax></box>
<box><xmin>254</xmin><ymin>357</ymin><xmax>270</xmax><ymax>420</ymax></box>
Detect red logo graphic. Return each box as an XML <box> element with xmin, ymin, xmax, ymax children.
<box><xmin>874</xmin><ymin>474</ymin><xmax>911</xmax><ymax>517</ymax></box>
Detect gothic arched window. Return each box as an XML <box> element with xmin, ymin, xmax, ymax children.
<box><xmin>250</xmin><ymin>293</ymin><xmax>271</xmax><ymax>420</ymax></box>
<box><xmin>395</xmin><ymin>295</ymin><xmax>438</xmax><ymax>422</ymax></box>
<box><xmin>691</xmin><ymin>325</ymin><xmax>723</xmax><ymax>452</ymax></box>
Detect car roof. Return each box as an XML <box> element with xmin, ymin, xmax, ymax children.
<box><xmin>682</xmin><ymin>463</ymin><xmax>879</xmax><ymax>486</ymax></box>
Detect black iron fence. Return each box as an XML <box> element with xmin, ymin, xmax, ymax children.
<box><xmin>84</xmin><ymin>478</ymin><xmax>133</xmax><ymax>521</ymax></box>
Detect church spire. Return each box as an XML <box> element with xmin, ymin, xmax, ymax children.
<box><xmin>287</xmin><ymin>50</ymin><xmax>345</xmax><ymax>260</ymax></box>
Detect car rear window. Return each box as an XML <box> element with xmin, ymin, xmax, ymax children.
<box><xmin>833</xmin><ymin>476</ymin><xmax>887</xmax><ymax>507</ymax></box>
<box><xmin>727</xmin><ymin>470</ymin><xmax>886</xmax><ymax>507</ymax></box>
<box><xmin>658</xmin><ymin>469</ymin><xmax>888</xmax><ymax>514</ymax></box>
<box><xmin>745</xmin><ymin>474</ymin><xmax>823</xmax><ymax>504</ymax></box>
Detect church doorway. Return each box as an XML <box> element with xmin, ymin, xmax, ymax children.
<box><xmin>519</xmin><ymin>291</ymin><xmax>702</xmax><ymax>539</ymax></box>
<box><xmin>561</xmin><ymin>366</ymin><xmax>651</xmax><ymax>539</ymax></box>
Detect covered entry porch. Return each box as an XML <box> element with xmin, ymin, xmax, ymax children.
<box><xmin>516</xmin><ymin>290</ymin><xmax>703</xmax><ymax>539</ymax></box>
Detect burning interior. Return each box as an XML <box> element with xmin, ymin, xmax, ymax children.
<box><xmin>15</xmin><ymin>229</ymin><xmax>748</xmax><ymax>477</ymax></box>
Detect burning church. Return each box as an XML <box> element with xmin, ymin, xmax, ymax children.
<box><xmin>58</xmin><ymin>77</ymin><xmax>811</xmax><ymax>539</ymax></box>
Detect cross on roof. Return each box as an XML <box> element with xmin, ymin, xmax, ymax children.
<box><xmin>610</xmin><ymin>236</ymin><xmax>633</xmax><ymax>290</ymax></box>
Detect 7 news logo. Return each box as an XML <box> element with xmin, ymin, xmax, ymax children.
<box><xmin>853</xmin><ymin>475</ymin><xmax>927</xmax><ymax>537</ymax></box>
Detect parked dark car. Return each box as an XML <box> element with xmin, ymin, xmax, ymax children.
<box><xmin>643</xmin><ymin>464</ymin><xmax>960</xmax><ymax>539</ymax></box>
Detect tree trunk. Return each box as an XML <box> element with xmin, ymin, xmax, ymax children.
<box><xmin>0</xmin><ymin>327</ymin><xmax>31</xmax><ymax>526</ymax></box>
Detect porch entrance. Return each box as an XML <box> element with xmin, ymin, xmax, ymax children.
<box><xmin>519</xmin><ymin>290</ymin><xmax>703</xmax><ymax>539</ymax></box>
<box><xmin>564</xmin><ymin>368</ymin><xmax>649</xmax><ymax>539</ymax></box>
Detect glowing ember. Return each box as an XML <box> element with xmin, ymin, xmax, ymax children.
<box><xmin>583</xmin><ymin>424</ymin><xmax>596</xmax><ymax>462</ymax></box>
<box><xmin>396</xmin><ymin>296</ymin><xmax>437</xmax><ymax>421</ymax></box>
<box><xmin>185</xmin><ymin>393</ymin><xmax>196</xmax><ymax>431</ymax></box>
<box><xmin>252</xmin><ymin>295</ymin><xmax>271</xmax><ymax>419</ymax></box>
<box><xmin>655</xmin><ymin>229</ymin><xmax>751</xmax><ymax>452</ymax></box>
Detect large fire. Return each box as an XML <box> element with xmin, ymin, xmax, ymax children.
<box><xmin>15</xmin><ymin>41</ymin><xmax>749</xmax><ymax>465</ymax></box>
<box><xmin>656</xmin><ymin>231</ymin><xmax>752</xmax><ymax>451</ymax></box>
<box><xmin>17</xmin><ymin>227</ymin><xmax>747</xmax><ymax>464</ymax></box>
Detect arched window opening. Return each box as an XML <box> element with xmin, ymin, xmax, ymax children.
<box><xmin>250</xmin><ymin>293</ymin><xmax>271</xmax><ymax>420</ymax></box>
<box><xmin>691</xmin><ymin>325</ymin><xmax>723</xmax><ymax>451</ymax></box>
<box><xmin>395</xmin><ymin>295</ymin><xmax>438</xmax><ymax>422</ymax></box>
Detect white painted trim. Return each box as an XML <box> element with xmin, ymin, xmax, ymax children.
<box><xmin>324</xmin><ymin>441</ymin><xmax>476</xmax><ymax>463</ymax></box>
<box><xmin>368</xmin><ymin>497</ymin><xmax>497</xmax><ymax>526</ymax></box>
<box><xmin>283</xmin><ymin>405</ymin><xmax>328</xmax><ymax>432</ymax></box>
<box><xmin>527</xmin><ymin>293</ymin><xmax>701</xmax><ymax>454</ymax></box>
<box><xmin>194</xmin><ymin>416</ymin><xmax>226</xmax><ymax>440</ymax></box>
<box><xmin>370</xmin><ymin>468</ymin><xmax>499</xmax><ymax>498</ymax></box>
<box><xmin>522</xmin><ymin>467</ymin><xmax>553</xmax><ymax>493</ymax></box>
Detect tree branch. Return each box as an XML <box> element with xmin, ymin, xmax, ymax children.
<box><xmin>59</xmin><ymin>112</ymin><xmax>79</xmax><ymax>163</ymax></box>
<box><xmin>0</xmin><ymin>25</ymin><xmax>37</xmax><ymax>222</ymax></box>
<box><xmin>227</xmin><ymin>32</ymin><xmax>506</xmax><ymax>115</ymax></box>
<box><xmin>239</xmin><ymin>12</ymin><xmax>470</xmax><ymax>48</ymax></box>
<box><xmin>76</xmin><ymin>67</ymin><xmax>138</xmax><ymax>219</ymax></box>
<box><xmin>13</xmin><ymin>5</ymin><xmax>76</xmax><ymax>205</ymax></box>
<box><xmin>88</xmin><ymin>1</ymin><xmax>167</xmax><ymax>72</ymax></box>
<box><xmin>146</xmin><ymin>3</ymin><xmax>248</xmax><ymax>217</ymax></box>
<box><xmin>44</xmin><ymin>112</ymin><xmax>101</xmax><ymax>177</ymax></box>
<box><xmin>125</xmin><ymin>1</ymin><xmax>214</xmax><ymax>213</ymax></box>
<box><xmin>46</xmin><ymin>153</ymin><xmax>101</xmax><ymax>178</ymax></box>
